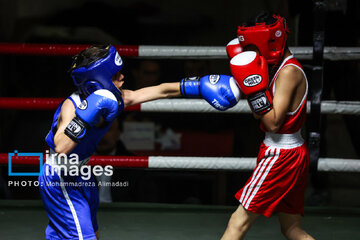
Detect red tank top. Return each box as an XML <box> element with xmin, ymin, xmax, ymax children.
<box><xmin>260</xmin><ymin>55</ymin><xmax>308</xmax><ymax>134</ymax></box>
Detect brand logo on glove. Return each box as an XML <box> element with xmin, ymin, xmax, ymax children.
<box><xmin>78</xmin><ymin>100</ymin><xmax>88</xmax><ymax>110</ymax></box>
<box><xmin>211</xmin><ymin>99</ymin><xmax>225</xmax><ymax>110</ymax></box>
<box><xmin>251</xmin><ymin>96</ymin><xmax>267</xmax><ymax>111</ymax></box>
<box><xmin>209</xmin><ymin>75</ymin><xmax>220</xmax><ymax>85</ymax></box>
<box><xmin>243</xmin><ymin>74</ymin><xmax>262</xmax><ymax>87</ymax></box>
<box><xmin>67</xmin><ymin>121</ymin><xmax>82</xmax><ymax>134</ymax></box>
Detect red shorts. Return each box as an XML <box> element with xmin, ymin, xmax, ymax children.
<box><xmin>235</xmin><ymin>133</ymin><xmax>309</xmax><ymax>217</ymax></box>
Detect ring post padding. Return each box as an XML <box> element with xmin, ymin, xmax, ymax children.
<box><xmin>309</xmin><ymin>0</ymin><xmax>326</xmax><ymax>173</ymax></box>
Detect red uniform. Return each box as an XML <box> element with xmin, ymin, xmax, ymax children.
<box><xmin>235</xmin><ymin>55</ymin><xmax>309</xmax><ymax>217</ymax></box>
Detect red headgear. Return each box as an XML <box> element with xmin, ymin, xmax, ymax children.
<box><xmin>237</xmin><ymin>15</ymin><xmax>289</xmax><ymax>65</ymax></box>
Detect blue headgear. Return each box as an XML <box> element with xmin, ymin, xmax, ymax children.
<box><xmin>70</xmin><ymin>45</ymin><xmax>123</xmax><ymax>103</ymax></box>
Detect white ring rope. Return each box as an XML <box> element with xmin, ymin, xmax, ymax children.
<box><xmin>138</xmin><ymin>46</ymin><xmax>360</xmax><ymax>60</ymax></box>
<box><xmin>318</xmin><ymin>101</ymin><xmax>360</xmax><ymax>115</ymax></box>
<box><xmin>149</xmin><ymin>157</ymin><xmax>256</xmax><ymax>170</ymax></box>
<box><xmin>148</xmin><ymin>156</ymin><xmax>360</xmax><ymax>172</ymax></box>
<box><xmin>140</xmin><ymin>99</ymin><xmax>360</xmax><ymax>115</ymax></box>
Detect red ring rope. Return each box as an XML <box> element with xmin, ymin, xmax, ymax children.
<box><xmin>0</xmin><ymin>43</ymin><xmax>139</xmax><ymax>56</ymax></box>
<box><xmin>0</xmin><ymin>154</ymin><xmax>148</xmax><ymax>168</ymax></box>
<box><xmin>0</xmin><ymin>98</ymin><xmax>63</xmax><ymax>110</ymax></box>
<box><xmin>0</xmin><ymin>97</ymin><xmax>140</xmax><ymax>111</ymax></box>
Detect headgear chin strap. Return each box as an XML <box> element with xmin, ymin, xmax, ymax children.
<box><xmin>70</xmin><ymin>45</ymin><xmax>124</xmax><ymax>106</ymax></box>
<box><xmin>237</xmin><ymin>15</ymin><xmax>289</xmax><ymax>65</ymax></box>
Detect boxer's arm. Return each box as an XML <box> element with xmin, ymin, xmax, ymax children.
<box><xmin>54</xmin><ymin>99</ymin><xmax>78</xmax><ymax>154</ymax></box>
<box><xmin>258</xmin><ymin>66</ymin><xmax>303</xmax><ymax>132</ymax></box>
<box><xmin>122</xmin><ymin>82</ymin><xmax>181</xmax><ymax>107</ymax></box>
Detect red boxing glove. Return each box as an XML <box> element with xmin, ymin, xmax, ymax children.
<box><xmin>226</xmin><ymin>38</ymin><xmax>243</xmax><ymax>59</ymax></box>
<box><xmin>230</xmin><ymin>51</ymin><xmax>272</xmax><ymax>114</ymax></box>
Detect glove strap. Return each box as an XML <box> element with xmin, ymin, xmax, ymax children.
<box><xmin>248</xmin><ymin>90</ymin><xmax>273</xmax><ymax>115</ymax></box>
<box><xmin>64</xmin><ymin>116</ymin><xmax>89</xmax><ymax>143</ymax></box>
<box><xmin>180</xmin><ymin>77</ymin><xmax>201</xmax><ymax>97</ymax></box>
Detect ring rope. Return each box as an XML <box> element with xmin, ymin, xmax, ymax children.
<box><xmin>0</xmin><ymin>98</ymin><xmax>359</xmax><ymax>115</ymax></box>
<box><xmin>0</xmin><ymin>97</ymin><xmax>140</xmax><ymax>111</ymax></box>
<box><xmin>0</xmin><ymin>43</ymin><xmax>359</xmax><ymax>60</ymax></box>
<box><xmin>1</xmin><ymin>154</ymin><xmax>359</xmax><ymax>172</ymax></box>
<box><xmin>1</xmin><ymin>43</ymin><xmax>359</xmax><ymax>175</ymax></box>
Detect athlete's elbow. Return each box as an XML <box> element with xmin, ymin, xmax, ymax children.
<box><xmin>54</xmin><ymin>145</ymin><xmax>66</xmax><ymax>155</ymax></box>
<box><xmin>54</xmin><ymin>144</ymin><xmax>72</xmax><ymax>155</ymax></box>
<box><xmin>267</xmin><ymin>125</ymin><xmax>280</xmax><ymax>133</ymax></box>
<box><xmin>265</xmin><ymin>122</ymin><xmax>282</xmax><ymax>133</ymax></box>
<box><xmin>262</xmin><ymin>116</ymin><xmax>283</xmax><ymax>133</ymax></box>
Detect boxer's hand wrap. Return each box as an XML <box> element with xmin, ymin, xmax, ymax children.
<box><xmin>64</xmin><ymin>116</ymin><xmax>89</xmax><ymax>143</ymax></box>
<box><xmin>180</xmin><ymin>77</ymin><xmax>201</xmax><ymax>97</ymax></box>
<box><xmin>247</xmin><ymin>90</ymin><xmax>273</xmax><ymax>114</ymax></box>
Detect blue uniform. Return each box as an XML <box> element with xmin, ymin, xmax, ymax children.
<box><xmin>39</xmin><ymin>92</ymin><xmax>112</xmax><ymax>240</ymax></box>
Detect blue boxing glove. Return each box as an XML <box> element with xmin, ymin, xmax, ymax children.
<box><xmin>65</xmin><ymin>89</ymin><xmax>120</xmax><ymax>142</ymax></box>
<box><xmin>180</xmin><ymin>75</ymin><xmax>241</xmax><ymax>111</ymax></box>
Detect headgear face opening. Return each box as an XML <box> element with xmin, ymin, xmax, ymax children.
<box><xmin>237</xmin><ymin>15</ymin><xmax>289</xmax><ymax>65</ymax></box>
<box><xmin>70</xmin><ymin>45</ymin><xmax>123</xmax><ymax>103</ymax></box>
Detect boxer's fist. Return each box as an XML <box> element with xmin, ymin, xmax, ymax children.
<box><xmin>76</xmin><ymin>89</ymin><xmax>119</xmax><ymax>125</ymax></box>
<box><xmin>230</xmin><ymin>51</ymin><xmax>272</xmax><ymax>114</ymax></box>
<box><xmin>65</xmin><ymin>89</ymin><xmax>119</xmax><ymax>142</ymax></box>
<box><xmin>180</xmin><ymin>75</ymin><xmax>241</xmax><ymax>111</ymax></box>
<box><xmin>226</xmin><ymin>38</ymin><xmax>243</xmax><ymax>60</ymax></box>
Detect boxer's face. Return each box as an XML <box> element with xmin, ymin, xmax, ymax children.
<box><xmin>112</xmin><ymin>71</ymin><xmax>125</xmax><ymax>89</ymax></box>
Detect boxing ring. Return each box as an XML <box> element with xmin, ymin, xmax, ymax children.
<box><xmin>1</xmin><ymin>200</ymin><xmax>359</xmax><ymax>239</ymax></box>
<box><xmin>1</xmin><ymin>43</ymin><xmax>360</xmax><ymax>239</ymax></box>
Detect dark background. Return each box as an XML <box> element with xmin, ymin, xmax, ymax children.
<box><xmin>0</xmin><ymin>0</ymin><xmax>359</xmax><ymax>207</ymax></box>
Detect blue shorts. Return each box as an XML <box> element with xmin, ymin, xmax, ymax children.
<box><xmin>39</xmin><ymin>163</ymin><xmax>99</xmax><ymax>240</ymax></box>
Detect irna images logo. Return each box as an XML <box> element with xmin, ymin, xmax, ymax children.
<box><xmin>8</xmin><ymin>150</ymin><xmax>43</xmax><ymax>176</ymax></box>
<box><xmin>8</xmin><ymin>150</ymin><xmax>113</xmax><ymax>180</ymax></box>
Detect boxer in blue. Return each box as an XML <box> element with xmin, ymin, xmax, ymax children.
<box><xmin>38</xmin><ymin>44</ymin><xmax>241</xmax><ymax>240</ymax></box>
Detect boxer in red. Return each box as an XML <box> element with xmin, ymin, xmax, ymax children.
<box><xmin>222</xmin><ymin>12</ymin><xmax>315</xmax><ymax>240</ymax></box>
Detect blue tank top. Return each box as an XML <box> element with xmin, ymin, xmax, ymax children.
<box><xmin>45</xmin><ymin>92</ymin><xmax>112</xmax><ymax>161</ymax></box>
